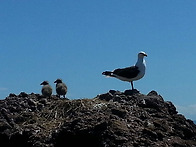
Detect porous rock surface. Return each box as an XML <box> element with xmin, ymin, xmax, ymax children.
<box><xmin>0</xmin><ymin>90</ymin><xmax>196</xmax><ymax>147</ymax></box>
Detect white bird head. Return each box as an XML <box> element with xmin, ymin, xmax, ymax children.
<box><xmin>138</xmin><ymin>51</ymin><xmax>147</xmax><ymax>58</ymax></box>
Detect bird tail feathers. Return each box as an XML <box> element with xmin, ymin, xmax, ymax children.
<box><xmin>102</xmin><ymin>71</ymin><xmax>115</xmax><ymax>77</ymax></box>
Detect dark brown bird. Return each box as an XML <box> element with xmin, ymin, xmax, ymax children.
<box><xmin>54</xmin><ymin>79</ymin><xmax>67</xmax><ymax>98</ymax></box>
<box><xmin>40</xmin><ymin>81</ymin><xmax>52</xmax><ymax>97</ymax></box>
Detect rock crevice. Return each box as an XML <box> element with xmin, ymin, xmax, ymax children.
<box><xmin>0</xmin><ymin>90</ymin><xmax>196</xmax><ymax>146</ymax></box>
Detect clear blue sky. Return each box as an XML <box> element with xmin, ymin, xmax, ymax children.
<box><xmin>1</xmin><ymin>0</ymin><xmax>196</xmax><ymax>120</ymax></box>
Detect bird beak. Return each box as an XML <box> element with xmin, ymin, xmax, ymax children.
<box><xmin>54</xmin><ymin>81</ymin><xmax>57</xmax><ymax>83</ymax></box>
<box><xmin>144</xmin><ymin>54</ymin><xmax>147</xmax><ymax>57</ymax></box>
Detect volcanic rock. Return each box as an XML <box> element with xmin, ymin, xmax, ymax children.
<box><xmin>0</xmin><ymin>90</ymin><xmax>195</xmax><ymax>147</ymax></box>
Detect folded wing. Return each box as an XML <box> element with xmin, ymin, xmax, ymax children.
<box><xmin>113</xmin><ymin>66</ymin><xmax>139</xmax><ymax>79</ymax></box>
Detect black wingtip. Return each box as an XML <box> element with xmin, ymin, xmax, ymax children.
<box><xmin>102</xmin><ymin>71</ymin><xmax>112</xmax><ymax>76</ymax></box>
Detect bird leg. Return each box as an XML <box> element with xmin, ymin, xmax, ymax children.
<box><xmin>131</xmin><ymin>81</ymin><xmax>134</xmax><ymax>90</ymax></box>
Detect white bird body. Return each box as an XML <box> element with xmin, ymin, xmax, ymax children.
<box><xmin>102</xmin><ymin>51</ymin><xmax>147</xmax><ymax>90</ymax></box>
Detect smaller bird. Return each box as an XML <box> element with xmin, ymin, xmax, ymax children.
<box><xmin>54</xmin><ymin>79</ymin><xmax>67</xmax><ymax>98</ymax></box>
<box><xmin>40</xmin><ymin>81</ymin><xmax>53</xmax><ymax>97</ymax></box>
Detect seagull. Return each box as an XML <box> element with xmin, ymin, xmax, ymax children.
<box><xmin>102</xmin><ymin>51</ymin><xmax>147</xmax><ymax>90</ymax></box>
<box><xmin>54</xmin><ymin>79</ymin><xmax>67</xmax><ymax>98</ymax></box>
<box><xmin>40</xmin><ymin>81</ymin><xmax>53</xmax><ymax>97</ymax></box>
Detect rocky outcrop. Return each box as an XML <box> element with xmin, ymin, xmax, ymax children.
<box><xmin>0</xmin><ymin>90</ymin><xmax>196</xmax><ymax>147</ymax></box>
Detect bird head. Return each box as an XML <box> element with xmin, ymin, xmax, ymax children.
<box><xmin>40</xmin><ymin>81</ymin><xmax>49</xmax><ymax>85</ymax></box>
<box><xmin>54</xmin><ymin>79</ymin><xmax>63</xmax><ymax>84</ymax></box>
<box><xmin>138</xmin><ymin>51</ymin><xmax>147</xmax><ymax>58</ymax></box>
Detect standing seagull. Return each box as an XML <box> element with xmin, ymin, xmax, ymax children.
<box><xmin>54</xmin><ymin>79</ymin><xmax>67</xmax><ymax>98</ymax></box>
<box><xmin>40</xmin><ymin>81</ymin><xmax>53</xmax><ymax>97</ymax></box>
<box><xmin>102</xmin><ymin>51</ymin><xmax>147</xmax><ymax>90</ymax></box>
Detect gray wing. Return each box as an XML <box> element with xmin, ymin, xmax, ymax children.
<box><xmin>113</xmin><ymin>66</ymin><xmax>139</xmax><ymax>79</ymax></box>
